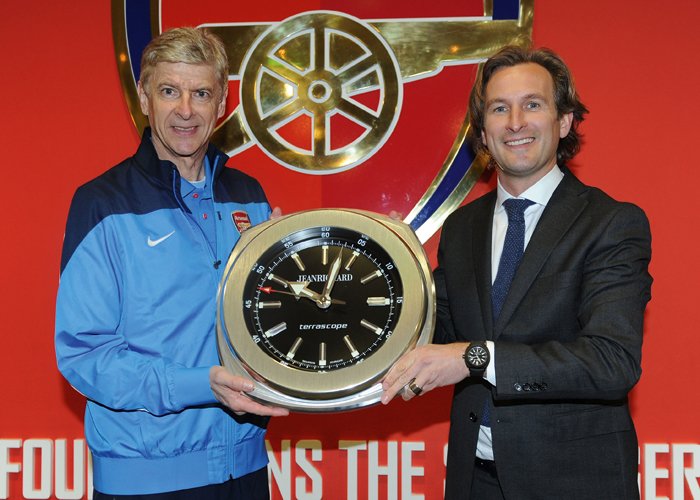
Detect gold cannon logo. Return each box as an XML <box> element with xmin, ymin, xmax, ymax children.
<box><xmin>112</xmin><ymin>1</ymin><xmax>533</xmax><ymax>241</ymax></box>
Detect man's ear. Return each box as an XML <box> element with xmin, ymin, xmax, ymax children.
<box><xmin>137</xmin><ymin>81</ymin><xmax>149</xmax><ymax>116</ymax></box>
<box><xmin>217</xmin><ymin>86</ymin><xmax>228</xmax><ymax>119</ymax></box>
<box><xmin>559</xmin><ymin>112</ymin><xmax>573</xmax><ymax>138</ymax></box>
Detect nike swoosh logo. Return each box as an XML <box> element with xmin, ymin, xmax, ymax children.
<box><xmin>147</xmin><ymin>231</ymin><xmax>175</xmax><ymax>247</ymax></box>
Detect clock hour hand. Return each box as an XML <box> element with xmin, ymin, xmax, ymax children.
<box><xmin>268</xmin><ymin>274</ymin><xmax>314</xmax><ymax>301</ymax></box>
<box><xmin>294</xmin><ymin>282</ymin><xmax>347</xmax><ymax>306</ymax></box>
<box><xmin>289</xmin><ymin>283</ymin><xmax>317</xmax><ymax>300</ymax></box>
<box><xmin>320</xmin><ymin>248</ymin><xmax>343</xmax><ymax>308</ymax></box>
<box><xmin>258</xmin><ymin>285</ymin><xmax>346</xmax><ymax>305</ymax></box>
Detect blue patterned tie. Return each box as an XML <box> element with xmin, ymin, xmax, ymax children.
<box><xmin>491</xmin><ymin>198</ymin><xmax>535</xmax><ymax>321</ymax></box>
<box><xmin>482</xmin><ymin>198</ymin><xmax>534</xmax><ymax>427</ymax></box>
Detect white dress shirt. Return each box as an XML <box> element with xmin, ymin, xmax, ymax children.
<box><xmin>476</xmin><ymin>165</ymin><xmax>564</xmax><ymax>460</ymax></box>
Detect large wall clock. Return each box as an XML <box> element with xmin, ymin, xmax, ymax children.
<box><xmin>216</xmin><ymin>209</ymin><xmax>435</xmax><ymax>412</ymax></box>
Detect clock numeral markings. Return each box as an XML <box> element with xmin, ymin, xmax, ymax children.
<box><xmin>367</xmin><ymin>297</ymin><xmax>390</xmax><ymax>307</ymax></box>
<box><xmin>360</xmin><ymin>270</ymin><xmax>382</xmax><ymax>284</ymax></box>
<box><xmin>269</xmin><ymin>274</ymin><xmax>288</xmax><ymax>288</ymax></box>
<box><xmin>264</xmin><ymin>322</ymin><xmax>287</xmax><ymax>338</ymax></box>
<box><xmin>344</xmin><ymin>250</ymin><xmax>360</xmax><ymax>270</ymax></box>
<box><xmin>287</xmin><ymin>337</ymin><xmax>303</xmax><ymax>359</ymax></box>
<box><xmin>322</xmin><ymin>245</ymin><xmax>329</xmax><ymax>266</ymax></box>
<box><xmin>343</xmin><ymin>335</ymin><xmax>360</xmax><ymax>358</ymax></box>
<box><xmin>319</xmin><ymin>342</ymin><xmax>327</xmax><ymax>367</ymax></box>
<box><xmin>291</xmin><ymin>252</ymin><xmax>305</xmax><ymax>271</ymax></box>
<box><xmin>257</xmin><ymin>301</ymin><xmax>282</xmax><ymax>309</ymax></box>
<box><xmin>360</xmin><ymin>319</ymin><xmax>383</xmax><ymax>335</ymax></box>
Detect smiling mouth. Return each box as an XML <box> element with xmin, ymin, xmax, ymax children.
<box><xmin>505</xmin><ymin>137</ymin><xmax>534</xmax><ymax>146</ymax></box>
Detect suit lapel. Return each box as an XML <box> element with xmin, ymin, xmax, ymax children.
<box><xmin>473</xmin><ymin>192</ymin><xmax>497</xmax><ymax>338</ymax></box>
<box><xmin>493</xmin><ymin>172</ymin><xmax>589</xmax><ymax>337</ymax></box>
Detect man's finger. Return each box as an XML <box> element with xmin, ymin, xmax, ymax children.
<box><xmin>224</xmin><ymin>391</ymin><xmax>290</xmax><ymax>416</ymax></box>
<box><xmin>270</xmin><ymin>206</ymin><xmax>283</xmax><ymax>219</ymax></box>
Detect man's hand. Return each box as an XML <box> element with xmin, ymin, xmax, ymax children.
<box><xmin>210</xmin><ymin>366</ymin><xmax>289</xmax><ymax>416</ymax></box>
<box><xmin>387</xmin><ymin>210</ymin><xmax>403</xmax><ymax>221</ymax></box>
<box><xmin>270</xmin><ymin>206</ymin><xmax>283</xmax><ymax>220</ymax></box>
<box><xmin>381</xmin><ymin>343</ymin><xmax>469</xmax><ymax>404</ymax></box>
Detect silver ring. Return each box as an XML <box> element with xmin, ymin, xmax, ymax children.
<box><xmin>407</xmin><ymin>378</ymin><xmax>422</xmax><ymax>396</ymax></box>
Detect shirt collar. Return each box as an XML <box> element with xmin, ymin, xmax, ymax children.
<box><xmin>180</xmin><ymin>156</ymin><xmax>213</xmax><ymax>199</ymax></box>
<box><xmin>496</xmin><ymin>165</ymin><xmax>565</xmax><ymax>211</ymax></box>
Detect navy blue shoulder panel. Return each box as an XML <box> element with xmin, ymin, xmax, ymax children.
<box><xmin>215</xmin><ymin>167</ymin><xmax>270</xmax><ymax>205</ymax></box>
<box><xmin>60</xmin><ymin>157</ymin><xmax>178</xmax><ymax>273</ymax></box>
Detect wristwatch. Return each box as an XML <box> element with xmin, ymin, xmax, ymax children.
<box><xmin>464</xmin><ymin>341</ymin><xmax>490</xmax><ymax>378</ymax></box>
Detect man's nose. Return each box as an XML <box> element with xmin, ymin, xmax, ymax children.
<box><xmin>507</xmin><ymin>108</ymin><xmax>526</xmax><ymax>131</ymax></box>
<box><xmin>176</xmin><ymin>95</ymin><xmax>193</xmax><ymax>119</ymax></box>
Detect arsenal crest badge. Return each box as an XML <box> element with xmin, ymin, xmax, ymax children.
<box><xmin>231</xmin><ymin>210</ymin><xmax>252</xmax><ymax>233</ymax></box>
<box><xmin>112</xmin><ymin>1</ymin><xmax>534</xmax><ymax>241</ymax></box>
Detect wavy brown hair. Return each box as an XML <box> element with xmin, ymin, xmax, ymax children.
<box><xmin>466</xmin><ymin>46</ymin><xmax>588</xmax><ymax>166</ymax></box>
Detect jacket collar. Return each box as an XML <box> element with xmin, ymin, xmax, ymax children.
<box><xmin>133</xmin><ymin>128</ymin><xmax>230</xmax><ymax>188</ymax></box>
<box><xmin>491</xmin><ymin>169</ymin><xmax>589</xmax><ymax>336</ymax></box>
<box><xmin>470</xmin><ymin>169</ymin><xmax>590</xmax><ymax>338</ymax></box>
<box><xmin>472</xmin><ymin>190</ymin><xmax>497</xmax><ymax>336</ymax></box>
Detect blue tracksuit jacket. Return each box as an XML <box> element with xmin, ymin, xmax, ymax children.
<box><xmin>55</xmin><ymin>129</ymin><xmax>272</xmax><ymax>494</ymax></box>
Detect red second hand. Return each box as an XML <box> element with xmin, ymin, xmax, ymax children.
<box><xmin>258</xmin><ymin>286</ymin><xmax>296</xmax><ymax>297</ymax></box>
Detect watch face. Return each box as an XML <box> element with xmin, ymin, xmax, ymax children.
<box><xmin>242</xmin><ymin>226</ymin><xmax>403</xmax><ymax>372</ymax></box>
<box><xmin>467</xmin><ymin>345</ymin><xmax>489</xmax><ymax>368</ymax></box>
<box><xmin>217</xmin><ymin>209</ymin><xmax>435</xmax><ymax>411</ymax></box>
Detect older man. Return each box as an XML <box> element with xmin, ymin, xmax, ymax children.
<box><xmin>56</xmin><ymin>27</ymin><xmax>287</xmax><ymax>499</ymax></box>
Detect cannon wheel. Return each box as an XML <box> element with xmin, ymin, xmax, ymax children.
<box><xmin>239</xmin><ymin>11</ymin><xmax>403</xmax><ymax>174</ymax></box>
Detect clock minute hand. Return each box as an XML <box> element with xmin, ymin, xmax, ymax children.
<box><xmin>320</xmin><ymin>248</ymin><xmax>343</xmax><ymax>308</ymax></box>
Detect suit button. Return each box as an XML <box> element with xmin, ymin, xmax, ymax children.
<box><xmin>469</xmin><ymin>412</ymin><xmax>478</xmax><ymax>422</ymax></box>
<box><xmin>523</xmin><ymin>383</ymin><xmax>532</xmax><ymax>391</ymax></box>
<box><xmin>533</xmin><ymin>383</ymin><xmax>542</xmax><ymax>391</ymax></box>
<box><xmin>541</xmin><ymin>383</ymin><xmax>548</xmax><ymax>390</ymax></box>
<box><xmin>514</xmin><ymin>383</ymin><xmax>523</xmax><ymax>392</ymax></box>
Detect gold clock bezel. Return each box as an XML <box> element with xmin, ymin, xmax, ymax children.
<box><xmin>216</xmin><ymin>209</ymin><xmax>435</xmax><ymax>412</ymax></box>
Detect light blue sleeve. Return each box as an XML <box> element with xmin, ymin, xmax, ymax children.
<box><xmin>55</xmin><ymin>217</ymin><xmax>217</xmax><ymax>416</ymax></box>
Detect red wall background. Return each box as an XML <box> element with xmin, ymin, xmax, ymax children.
<box><xmin>1</xmin><ymin>1</ymin><xmax>698</xmax><ymax>498</ymax></box>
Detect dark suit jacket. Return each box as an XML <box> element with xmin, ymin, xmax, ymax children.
<box><xmin>435</xmin><ymin>169</ymin><xmax>652</xmax><ymax>499</ymax></box>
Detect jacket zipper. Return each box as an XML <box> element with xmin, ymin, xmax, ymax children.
<box><xmin>171</xmin><ymin>161</ymin><xmax>221</xmax><ymax>272</ymax></box>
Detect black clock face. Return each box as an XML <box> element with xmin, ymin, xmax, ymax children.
<box><xmin>467</xmin><ymin>346</ymin><xmax>489</xmax><ymax>367</ymax></box>
<box><xmin>242</xmin><ymin>226</ymin><xmax>403</xmax><ymax>371</ymax></box>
